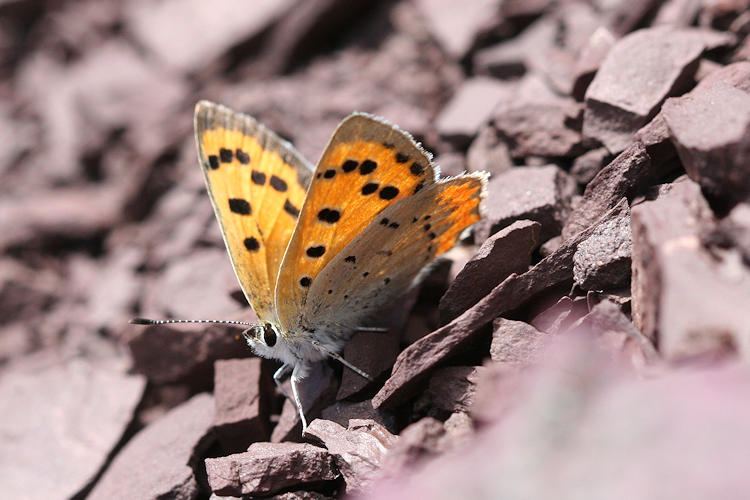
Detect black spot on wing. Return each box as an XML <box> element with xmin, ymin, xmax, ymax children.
<box><xmin>306</xmin><ymin>245</ymin><xmax>326</xmax><ymax>258</ymax></box>
<box><xmin>236</xmin><ymin>149</ymin><xmax>250</xmax><ymax>164</ymax></box>
<box><xmin>300</xmin><ymin>276</ymin><xmax>311</xmax><ymax>287</ymax></box>
<box><xmin>219</xmin><ymin>148</ymin><xmax>233</xmax><ymax>163</ymax></box>
<box><xmin>208</xmin><ymin>155</ymin><xmax>219</xmax><ymax>169</ymax></box>
<box><xmin>379</xmin><ymin>186</ymin><xmax>399</xmax><ymax>200</ymax></box>
<box><xmin>270</xmin><ymin>175</ymin><xmax>288</xmax><ymax>192</ymax></box>
<box><xmin>317</xmin><ymin>208</ymin><xmax>341</xmax><ymax>224</ymax></box>
<box><xmin>410</xmin><ymin>162</ymin><xmax>424</xmax><ymax>175</ymax></box>
<box><xmin>244</xmin><ymin>237</ymin><xmax>260</xmax><ymax>252</ymax></box>
<box><xmin>345</xmin><ymin>256</ymin><xmax>356</xmax><ymax>263</ymax></box>
<box><xmin>283</xmin><ymin>199</ymin><xmax>299</xmax><ymax>218</ymax></box>
<box><xmin>251</xmin><ymin>171</ymin><xmax>266</xmax><ymax>185</ymax></box>
<box><xmin>359</xmin><ymin>160</ymin><xmax>377</xmax><ymax>175</ymax></box>
<box><xmin>362</xmin><ymin>182</ymin><xmax>378</xmax><ymax>195</ymax></box>
<box><xmin>342</xmin><ymin>159</ymin><xmax>358</xmax><ymax>172</ymax></box>
<box><xmin>228</xmin><ymin>198</ymin><xmax>251</xmax><ymax>215</ymax></box>
<box><xmin>396</xmin><ymin>152</ymin><xmax>409</xmax><ymax>163</ymax></box>
<box><xmin>323</xmin><ymin>169</ymin><xmax>336</xmax><ymax>179</ymax></box>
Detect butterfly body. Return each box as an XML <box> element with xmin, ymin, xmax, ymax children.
<box><xmin>193</xmin><ymin>101</ymin><xmax>487</xmax><ymax>430</ymax></box>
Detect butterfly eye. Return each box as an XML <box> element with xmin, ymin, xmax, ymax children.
<box><xmin>262</xmin><ymin>323</ymin><xmax>277</xmax><ymax>347</ymax></box>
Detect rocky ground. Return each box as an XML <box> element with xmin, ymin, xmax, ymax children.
<box><xmin>1</xmin><ymin>0</ymin><xmax>750</xmax><ymax>498</ymax></box>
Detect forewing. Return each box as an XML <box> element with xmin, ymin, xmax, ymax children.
<box><xmin>302</xmin><ymin>173</ymin><xmax>487</xmax><ymax>333</ymax></box>
<box><xmin>275</xmin><ymin>113</ymin><xmax>437</xmax><ymax>331</ymax></box>
<box><xmin>195</xmin><ymin>101</ymin><xmax>313</xmax><ymax>322</ymax></box>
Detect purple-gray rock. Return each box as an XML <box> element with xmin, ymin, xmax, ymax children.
<box><xmin>305</xmin><ymin>419</ymin><xmax>397</xmax><ymax>493</ymax></box>
<box><xmin>491</xmin><ymin>318</ymin><xmax>549</xmax><ymax>363</ymax></box>
<box><xmin>213</xmin><ymin>358</ymin><xmax>274</xmax><ymax>453</ymax></box>
<box><xmin>1</xmin><ymin>352</ymin><xmax>146</xmax><ymax>499</ymax></box>
<box><xmin>663</xmin><ymin>82</ymin><xmax>750</xmax><ymax>205</ymax></box>
<box><xmin>205</xmin><ymin>442</ymin><xmax>338</xmax><ymax>497</ymax></box>
<box><xmin>440</xmin><ymin>220</ymin><xmax>541</xmax><ymax>323</ymax></box>
<box><xmin>89</xmin><ymin>393</ymin><xmax>214</xmax><ymax>500</ymax></box>
<box><xmin>475</xmin><ymin>165</ymin><xmax>576</xmax><ymax>244</ymax></box>
<box><xmin>631</xmin><ymin>177</ymin><xmax>750</xmax><ymax>358</ymax></box>
<box><xmin>373</xmin><ymin>201</ymin><xmax>630</xmax><ymax>409</ymax></box>
<box><xmin>573</xmin><ymin>198</ymin><xmax>632</xmax><ymax>291</ymax></box>
<box><xmin>583</xmin><ymin>27</ymin><xmax>735</xmax><ymax>153</ymax></box>
<box><xmin>562</xmin><ymin>142</ymin><xmax>649</xmax><ymax>240</ymax></box>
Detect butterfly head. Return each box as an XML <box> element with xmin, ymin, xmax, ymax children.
<box><xmin>242</xmin><ymin>322</ymin><xmax>302</xmax><ymax>366</ymax></box>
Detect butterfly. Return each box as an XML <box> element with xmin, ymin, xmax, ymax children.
<box><xmin>132</xmin><ymin>101</ymin><xmax>487</xmax><ymax>432</ymax></box>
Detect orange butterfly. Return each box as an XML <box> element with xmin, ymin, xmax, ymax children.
<box><xmin>133</xmin><ymin>101</ymin><xmax>487</xmax><ymax>431</ymax></box>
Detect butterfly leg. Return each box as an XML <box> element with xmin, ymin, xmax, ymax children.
<box><xmin>290</xmin><ymin>364</ymin><xmax>308</xmax><ymax>434</ymax></box>
<box><xmin>273</xmin><ymin>364</ymin><xmax>293</xmax><ymax>402</ymax></box>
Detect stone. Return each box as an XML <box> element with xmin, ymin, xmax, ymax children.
<box><xmin>572</xmin><ymin>27</ymin><xmax>617</xmax><ymax>101</ymax></box>
<box><xmin>142</xmin><ymin>248</ymin><xmax>248</xmax><ymax>322</ymax></box>
<box><xmin>562</xmin><ymin>142</ymin><xmax>649</xmax><ymax>240</ymax></box>
<box><xmin>213</xmin><ymin>358</ymin><xmax>275</xmax><ymax>453</ymax></box>
<box><xmin>631</xmin><ymin>177</ymin><xmax>750</xmax><ymax>359</ymax></box>
<box><xmin>583</xmin><ymin>27</ymin><xmax>734</xmax><ymax>153</ymax></box>
<box><xmin>205</xmin><ymin>442</ymin><xmax>338</xmax><ymax>497</ymax></box>
<box><xmin>321</xmin><ymin>400</ymin><xmax>398</xmax><ymax>434</ymax></box>
<box><xmin>466</xmin><ymin>125</ymin><xmax>514</xmax><ymax>176</ymax></box>
<box><xmin>126</xmin><ymin>0</ymin><xmax>295</xmax><ymax>72</ymax></box>
<box><xmin>491</xmin><ymin>97</ymin><xmax>584</xmax><ymax>159</ymax></box>
<box><xmin>567</xmin><ymin>300</ymin><xmax>658</xmax><ymax>370</ymax></box>
<box><xmin>1</xmin><ymin>352</ymin><xmax>145</xmax><ymax>499</ymax></box>
<box><xmin>662</xmin><ymin>82</ymin><xmax>750</xmax><ymax>206</ymax></box>
<box><xmin>709</xmin><ymin>202</ymin><xmax>750</xmax><ymax>263</ymax></box>
<box><xmin>271</xmin><ymin>362</ymin><xmax>339</xmax><ymax>442</ymax></box>
<box><xmin>415</xmin><ymin>0</ymin><xmax>503</xmax><ymax>58</ymax></box>
<box><xmin>368</xmin><ymin>342</ymin><xmax>750</xmax><ymax>499</ymax></box>
<box><xmin>89</xmin><ymin>393</ymin><xmax>214</xmax><ymax>500</ymax></box>
<box><xmin>421</xmin><ymin>366</ymin><xmax>483</xmax><ymax>417</ymax></box>
<box><xmin>337</xmin><ymin>327</ymin><xmax>400</xmax><ymax>401</ymax></box>
<box><xmin>491</xmin><ymin>318</ymin><xmax>549</xmax><ymax>363</ymax></box>
<box><xmin>373</xmin><ymin>201</ymin><xmax>630</xmax><ymax>409</ymax></box>
<box><xmin>440</xmin><ymin>220</ymin><xmax>541</xmax><ymax>323</ymax></box>
<box><xmin>573</xmin><ymin>198</ymin><xmax>632</xmax><ymax>290</ymax></box>
<box><xmin>475</xmin><ymin>165</ymin><xmax>576</xmax><ymax>244</ymax></box>
<box><xmin>435</xmin><ymin>77</ymin><xmax>516</xmax><ymax>146</ymax></box>
<box><xmin>306</xmin><ymin>419</ymin><xmax>397</xmax><ymax>493</ymax></box>
<box><xmin>127</xmin><ymin>321</ymin><xmax>249</xmax><ymax>386</ymax></box>
<box><xmin>570</xmin><ymin>147</ymin><xmax>611</xmax><ymax>184</ymax></box>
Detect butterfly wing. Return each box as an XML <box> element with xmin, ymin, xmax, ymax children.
<box><xmin>302</xmin><ymin>173</ymin><xmax>487</xmax><ymax>336</ymax></box>
<box><xmin>195</xmin><ymin>101</ymin><xmax>314</xmax><ymax>322</ymax></box>
<box><xmin>275</xmin><ymin>113</ymin><xmax>437</xmax><ymax>332</ymax></box>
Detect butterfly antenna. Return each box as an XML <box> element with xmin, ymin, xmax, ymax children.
<box><xmin>129</xmin><ymin>317</ymin><xmax>257</xmax><ymax>327</ymax></box>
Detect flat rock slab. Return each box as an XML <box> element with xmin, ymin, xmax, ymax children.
<box><xmin>1</xmin><ymin>352</ymin><xmax>145</xmax><ymax>500</ymax></box>
<box><xmin>568</xmin><ymin>300</ymin><xmax>658</xmax><ymax>370</ymax></box>
<box><xmin>631</xmin><ymin>178</ymin><xmax>750</xmax><ymax>359</ymax></box>
<box><xmin>435</xmin><ymin>77</ymin><xmax>516</xmax><ymax>145</ymax></box>
<box><xmin>663</xmin><ymin>82</ymin><xmax>750</xmax><ymax>205</ymax></box>
<box><xmin>562</xmin><ymin>142</ymin><xmax>649</xmax><ymax>240</ymax></box>
<box><xmin>491</xmin><ymin>318</ymin><xmax>549</xmax><ymax>364</ymax></box>
<box><xmin>415</xmin><ymin>0</ymin><xmax>502</xmax><ymax>58</ymax></box>
<box><xmin>126</xmin><ymin>0</ymin><xmax>295</xmax><ymax>72</ymax></box>
<box><xmin>440</xmin><ymin>220</ymin><xmax>540</xmax><ymax>323</ymax></box>
<box><xmin>583</xmin><ymin>27</ymin><xmax>734</xmax><ymax>153</ymax></box>
<box><xmin>572</xmin><ymin>198</ymin><xmax>632</xmax><ymax>290</ymax></box>
<box><xmin>205</xmin><ymin>442</ymin><xmax>338</xmax><ymax>497</ymax></box>
<box><xmin>422</xmin><ymin>366</ymin><xmax>483</xmax><ymax>417</ymax></box>
<box><xmin>475</xmin><ymin>165</ymin><xmax>575</xmax><ymax>244</ymax></box>
<box><xmin>89</xmin><ymin>393</ymin><xmax>214</xmax><ymax>500</ymax></box>
<box><xmin>306</xmin><ymin>419</ymin><xmax>397</xmax><ymax>493</ymax></box>
<box><xmin>373</xmin><ymin>200</ymin><xmax>629</xmax><ymax>409</ymax></box>
<box><xmin>213</xmin><ymin>358</ymin><xmax>274</xmax><ymax>453</ymax></box>
<box><xmin>127</xmin><ymin>321</ymin><xmax>249</xmax><ymax>385</ymax></box>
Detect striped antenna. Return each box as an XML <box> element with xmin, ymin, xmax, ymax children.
<box><xmin>129</xmin><ymin>317</ymin><xmax>258</xmax><ymax>327</ymax></box>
